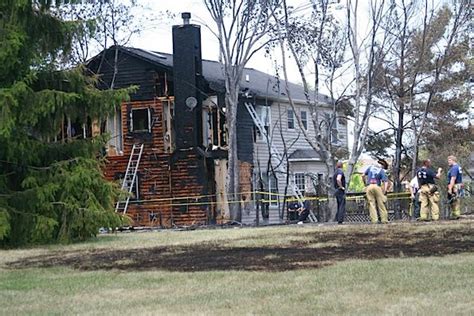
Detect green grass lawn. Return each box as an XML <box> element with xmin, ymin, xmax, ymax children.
<box><xmin>1</xmin><ymin>221</ymin><xmax>473</xmax><ymax>315</ymax></box>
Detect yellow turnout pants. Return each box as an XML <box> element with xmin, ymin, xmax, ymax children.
<box><xmin>450</xmin><ymin>185</ymin><xmax>461</xmax><ymax>218</ymax></box>
<box><xmin>419</xmin><ymin>184</ymin><xmax>440</xmax><ymax>221</ymax></box>
<box><xmin>366</xmin><ymin>184</ymin><xmax>388</xmax><ymax>223</ymax></box>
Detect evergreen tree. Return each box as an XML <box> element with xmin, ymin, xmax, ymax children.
<box><xmin>0</xmin><ymin>0</ymin><xmax>132</xmax><ymax>246</ymax></box>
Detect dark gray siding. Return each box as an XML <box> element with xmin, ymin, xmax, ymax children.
<box><xmin>237</xmin><ymin>100</ymin><xmax>254</xmax><ymax>163</ymax></box>
<box><xmin>88</xmin><ymin>48</ymin><xmax>172</xmax><ymax>101</ymax></box>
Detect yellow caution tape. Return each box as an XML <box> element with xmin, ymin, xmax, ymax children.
<box><xmin>127</xmin><ymin>190</ymin><xmax>412</xmax><ymax>207</ymax></box>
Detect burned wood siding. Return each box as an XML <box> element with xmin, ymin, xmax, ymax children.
<box><xmin>103</xmin><ymin>100</ymin><xmax>211</xmax><ymax>227</ymax></box>
<box><xmin>169</xmin><ymin>150</ymin><xmax>210</xmax><ymax>225</ymax></box>
<box><xmin>236</xmin><ymin>101</ymin><xmax>254</xmax><ymax>163</ymax></box>
<box><xmin>88</xmin><ymin>49</ymin><xmax>171</xmax><ymax>101</ymax></box>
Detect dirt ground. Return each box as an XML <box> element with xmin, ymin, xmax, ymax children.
<box><xmin>6</xmin><ymin>221</ymin><xmax>474</xmax><ymax>272</ymax></box>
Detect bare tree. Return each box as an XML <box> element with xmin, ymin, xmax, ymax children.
<box><xmin>372</xmin><ymin>0</ymin><xmax>424</xmax><ymax>192</ymax></box>
<box><xmin>274</xmin><ymin>0</ymin><xmax>349</xmax><ymax>182</ymax></box>
<box><xmin>59</xmin><ymin>0</ymin><xmax>149</xmax><ymax>74</ymax></box>
<box><xmin>94</xmin><ymin>0</ymin><xmax>150</xmax><ymax>89</ymax></box>
<box><xmin>203</xmin><ymin>0</ymin><xmax>282</xmax><ymax>222</ymax></box>
<box><xmin>275</xmin><ymin>0</ymin><xmax>389</xmax><ymax>192</ymax></box>
<box><xmin>344</xmin><ymin>0</ymin><xmax>391</xmax><ymax>186</ymax></box>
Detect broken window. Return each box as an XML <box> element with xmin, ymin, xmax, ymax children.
<box><xmin>115</xmin><ymin>173</ymin><xmax>140</xmax><ymax>201</ymax></box>
<box><xmin>163</xmin><ymin>100</ymin><xmax>175</xmax><ymax>153</ymax></box>
<box><xmin>56</xmin><ymin>116</ymin><xmax>93</xmax><ymax>142</ymax></box>
<box><xmin>154</xmin><ymin>72</ymin><xmax>173</xmax><ymax>97</ymax></box>
<box><xmin>202</xmin><ymin>97</ymin><xmax>227</xmax><ymax>149</ymax></box>
<box><xmin>287</xmin><ymin>109</ymin><xmax>295</xmax><ymax>130</ymax></box>
<box><xmin>106</xmin><ymin>109</ymin><xmax>123</xmax><ymax>155</ymax></box>
<box><xmin>131</xmin><ymin>108</ymin><xmax>151</xmax><ymax>133</ymax></box>
<box><xmin>130</xmin><ymin>175</ymin><xmax>140</xmax><ymax>201</ymax></box>
<box><xmin>216</xmin><ymin>107</ymin><xmax>227</xmax><ymax>147</ymax></box>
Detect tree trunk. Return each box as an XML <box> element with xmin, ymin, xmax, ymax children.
<box><xmin>225</xmin><ymin>83</ymin><xmax>241</xmax><ymax>222</ymax></box>
<box><xmin>393</xmin><ymin>101</ymin><xmax>404</xmax><ymax>193</ymax></box>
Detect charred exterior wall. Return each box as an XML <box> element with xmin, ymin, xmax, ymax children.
<box><xmin>91</xmin><ymin>44</ymin><xmax>259</xmax><ymax>227</ymax></box>
<box><xmin>87</xmin><ymin>48</ymin><xmax>173</xmax><ymax>100</ymax></box>
<box><xmin>104</xmin><ymin>100</ymin><xmax>213</xmax><ymax>227</ymax></box>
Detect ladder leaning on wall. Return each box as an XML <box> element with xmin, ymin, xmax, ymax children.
<box><xmin>115</xmin><ymin>143</ymin><xmax>144</xmax><ymax>214</ymax></box>
<box><xmin>244</xmin><ymin>102</ymin><xmax>317</xmax><ymax>223</ymax></box>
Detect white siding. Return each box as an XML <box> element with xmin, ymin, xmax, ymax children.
<box><xmin>253</xmin><ymin>101</ymin><xmax>347</xmax><ymax>191</ymax></box>
<box><xmin>244</xmin><ymin>101</ymin><xmax>347</xmax><ymax>225</ymax></box>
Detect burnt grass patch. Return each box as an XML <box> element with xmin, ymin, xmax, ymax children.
<box><xmin>7</xmin><ymin>222</ymin><xmax>474</xmax><ymax>272</ymax></box>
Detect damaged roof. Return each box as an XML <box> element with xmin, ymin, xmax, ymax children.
<box><xmin>113</xmin><ymin>46</ymin><xmax>330</xmax><ymax>104</ymax></box>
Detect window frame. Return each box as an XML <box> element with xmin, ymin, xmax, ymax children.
<box><xmin>287</xmin><ymin>109</ymin><xmax>295</xmax><ymax>130</ymax></box>
<box><xmin>301</xmin><ymin>110</ymin><xmax>308</xmax><ymax>130</ymax></box>
<box><xmin>323</xmin><ymin>112</ymin><xmax>341</xmax><ymax>145</ymax></box>
<box><xmin>331</xmin><ymin>115</ymin><xmax>339</xmax><ymax>144</ymax></box>
<box><xmin>294</xmin><ymin>173</ymin><xmax>306</xmax><ymax>195</ymax></box>
<box><xmin>119</xmin><ymin>173</ymin><xmax>140</xmax><ymax>201</ymax></box>
<box><xmin>255</xmin><ymin>104</ymin><xmax>271</xmax><ymax>140</ymax></box>
<box><xmin>130</xmin><ymin>108</ymin><xmax>151</xmax><ymax>133</ymax></box>
<box><xmin>268</xmin><ymin>175</ymin><xmax>278</xmax><ymax>206</ymax></box>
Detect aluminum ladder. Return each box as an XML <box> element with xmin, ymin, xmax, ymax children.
<box><xmin>244</xmin><ymin>102</ymin><xmax>317</xmax><ymax>222</ymax></box>
<box><xmin>115</xmin><ymin>143</ymin><xmax>144</xmax><ymax>214</ymax></box>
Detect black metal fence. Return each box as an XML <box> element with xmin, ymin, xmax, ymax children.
<box><xmin>312</xmin><ymin>192</ymin><xmax>431</xmax><ymax>223</ymax></box>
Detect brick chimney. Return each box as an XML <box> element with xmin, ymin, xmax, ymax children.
<box><xmin>172</xmin><ymin>12</ymin><xmax>203</xmax><ymax>150</ymax></box>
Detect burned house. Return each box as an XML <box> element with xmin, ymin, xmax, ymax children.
<box><xmin>88</xmin><ymin>14</ymin><xmax>348</xmax><ymax>227</ymax></box>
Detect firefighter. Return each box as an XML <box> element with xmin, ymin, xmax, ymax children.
<box><xmin>416</xmin><ymin>159</ymin><xmax>442</xmax><ymax>221</ymax></box>
<box><xmin>447</xmin><ymin>155</ymin><xmax>463</xmax><ymax>220</ymax></box>
<box><xmin>363</xmin><ymin>161</ymin><xmax>389</xmax><ymax>224</ymax></box>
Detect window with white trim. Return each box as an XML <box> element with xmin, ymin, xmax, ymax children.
<box><xmin>294</xmin><ymin>173</ymin><xmax>305</xmax><ymax>194</ymax></box>
<box><xmin>287</xmin><ymin>109</ymin><xmax>294</xmax><ymax>129</ymax></box>
<box><xmin>323</xmin><ymin>112</ymin><xmax>340</xmax><ymax>145</ymax></box>
<box><xmin>131</xmin><ymin>108</ymin><xmax>151</xmax><ymax>133</ymax></box>
<box><xmin>256</xmin><ymin>104</ymin><xmax>270</xmax><ymax>139</ymax></box>
<box><xmin>257</xmin><ymin>173</ymin><xmax>279</xmax><ymax>207</ymax></box>
<box><xmin>268</xmin><ymin>175</ymin><xmax>278</xmax><ymax>206</ymax></box>
<box><xmin>301</xmin><ymin>110</ymin><xmax>308</xmax><ymax>130</ymax></box>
